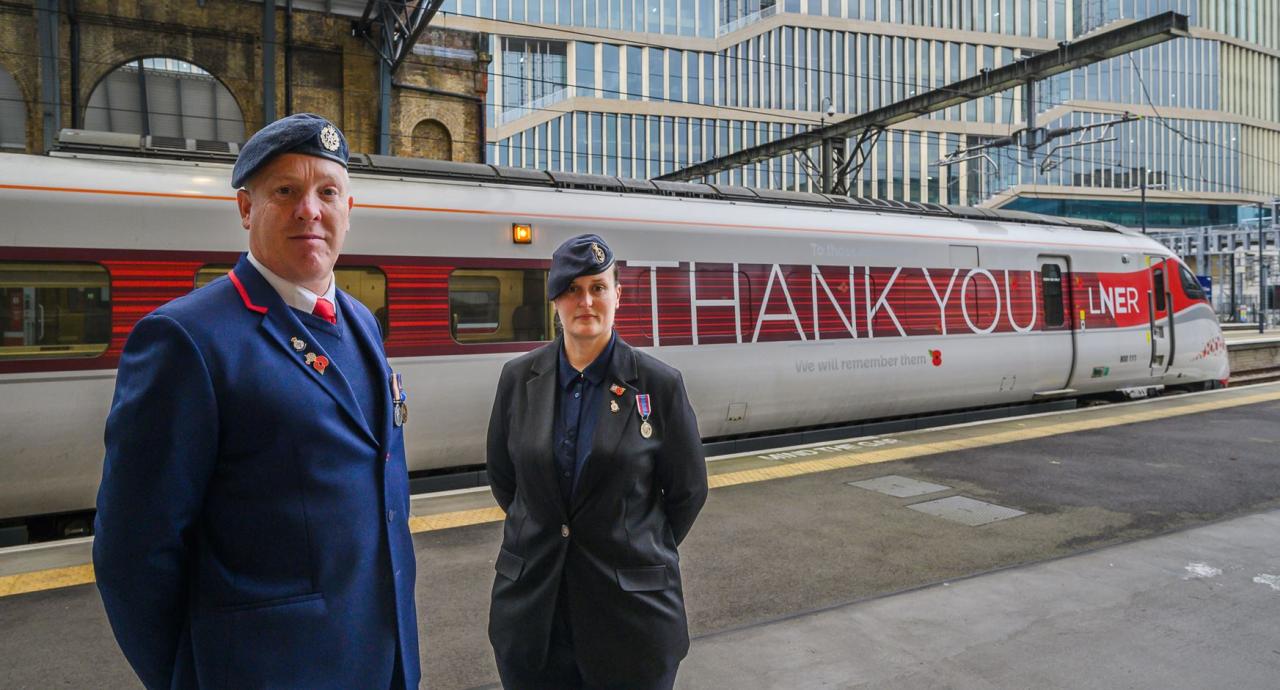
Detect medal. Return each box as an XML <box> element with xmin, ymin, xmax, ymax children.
<box><xmin>610</xmin><ymin>400</ymin><xmax>620</xmax><ymax>413</ymax></box>
<box><xmin>610</xmin><ymin>384</ymin><xmax>625</xmax><ymax>397</ymax></box>
<box><xmin>636</xmin><ymin>393</ymin><xmax>653</xmax><ymax>438</ymax></box>
<box><xmin>291</xmin><ymin>336</ymin><xmax>306</xmax><ymax>351</ymax></box>
<box><xmin>390</xmin><ymin>372</ymin><xmax>408</xmax><ymax>427</ymax></box>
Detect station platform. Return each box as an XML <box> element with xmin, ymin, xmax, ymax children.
<box><xmin>2</xmin><ymin>382</ymin><xmax>1280</xmax><ymax>688</ymax></box>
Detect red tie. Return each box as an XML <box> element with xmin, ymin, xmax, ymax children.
<box><xmin>312</xmin><ymin>297</ymin><xmax>336</xmax><ymax>325</ymax></box>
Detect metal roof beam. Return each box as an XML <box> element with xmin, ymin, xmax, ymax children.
<box><xmin>358</xmin><ymin>0</ymin><xmax>446</xmax><ymax>73</ymax></box>
<box><xmin>657</xmin><ymin>11</ymin><xmax>1190</xmax><ymax>182</ymax></box>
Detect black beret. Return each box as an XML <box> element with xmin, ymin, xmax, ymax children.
<box><xmin>547</xmin><ymin>234</ymin><xmax>615</xmax><ymax>300</ymax></box>
<box><xmin>231</xmin><ymin>113</ymin><xmax>349</xmax><ymax>188</ymax></box>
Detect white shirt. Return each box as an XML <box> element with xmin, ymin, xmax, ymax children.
<box><xmin>247</xmin><ymin>251</ymin><xmax>338</xmax><ymax>318</ymax></box>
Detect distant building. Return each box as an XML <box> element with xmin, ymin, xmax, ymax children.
<box><xmin>0</xmin><ymin>1</ymin><xmax>487</xmax><ymax>162</ymax></box>
<box><xmin>436</xmin><ymin>0</ymin><xmax>1279</xmax><ymax>228</ymax></box>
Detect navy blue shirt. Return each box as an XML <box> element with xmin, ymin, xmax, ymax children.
<box><xmin>554</xmin><ymin>332</ymin><xmax>616</xmax><ymax>502</ymax></box>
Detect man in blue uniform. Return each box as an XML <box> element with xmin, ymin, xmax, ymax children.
<box><xmin>94</xmin><ymin>114</ymin><xmax>420</xmax><ymax>690</ymax></box>
<box><xmin>486</xmin><ymin>234</ymin><xmax>709</xmax><ymax>689</ymax></box>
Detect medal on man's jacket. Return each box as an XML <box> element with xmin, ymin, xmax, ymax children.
<box><xmin>391</xmin><ymin>372</ymin><xmax>408</xmax><ymax>427</ymax></box>
<box><xmin>636</xmin><ymin>393</ymin><xmax>653</xmax><ymax>438</ymax></box>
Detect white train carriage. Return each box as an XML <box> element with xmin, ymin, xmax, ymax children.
<box><xmin>0</xmin><ymin>131</ymin><xmax>1228</xmax><ymax>526</ymax></box>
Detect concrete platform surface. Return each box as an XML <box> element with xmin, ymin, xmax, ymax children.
<box><xmin>3</xmin><ymin>384</ymin><xmax>1280</xmax><ymax>689</ymax></box>
<box><xmin>680</xmin><ymin>509</ymin><xmax>1280</xmax><ymax>690</ymax></box>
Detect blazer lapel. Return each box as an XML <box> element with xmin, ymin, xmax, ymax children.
<box><xmin>571</xmin><ymin>338</ymin><xmax>639</xmax><ymax>514</ymax></box>
<box><xmin>525</xmin><ymin>340</ymin><xmax>565</xmax><ymax>515</ymax></box>
<box><xmin>231</xmin><ymin>257</ymin><xmax>378</xmax><ymax>446</ymax></box>
<box><xmin>341</xmin><ymin>290</ymin><xmax>393</xmax><ymax>448</ymax></box>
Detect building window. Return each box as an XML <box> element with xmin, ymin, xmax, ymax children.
<box><xmin>602</xmin><ymin>43</ymin><xmax>621</xmax><ymax>99</ymax></box>
<box><xmin>502</xmin><ymin>38</ymin><xmax>568</xmax><ymax>116</ymax></box>
<box><xmin>448</xmin><ymin>269</ymin><xmax>551</xmax><ymax>343</ymax></box>
<box><xmin>0</xmin><ymin>263</ymin><xmax>111</xmax><ymax>361</ymax></box>
<box><xmin>649</xmin><ymin>48</ymin><xmax>666</xmax><ymax>100</ymax></box>
<box><xmin>576</xmin><ymin>42</ymin><xmax>597</xmax><ymax>97</ymax></box>
<box><xmin>85</xmin><ymin>57</ymin><xmax>245</xmax><ymax>143</ymax></box>
<box><xmin>626</xmin><ymin>45</ymin><xmax>643</xmax><ymax>98</ymax></box>
<box><xmin>0</xmin><ymin>67</ymin><xmax>24</xmax><ymax>150</ymax></box>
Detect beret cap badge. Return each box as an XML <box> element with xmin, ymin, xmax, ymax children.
<box><xmin>319</xmin><ymin>125</ymin><xmax>341</xmax><ymax>152</ymax></box>
<box><xmin>546</xmin><ymin>234</ymin><xmax>614</xmax><ymax>300</ymax></box>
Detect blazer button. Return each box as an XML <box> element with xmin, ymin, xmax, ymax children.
<box><xmin>385</xmin><ymin>453</ymin><xmax>390</xmax><ymax>463</ymax></box>
<box><xmin>560</xmin><ymin>524</ymin><xmax>570</xmax><ymax>538</ymax></box>
<box><xmin>387</xmin><ymin>509</ymin><xmax>395</xmax><ymax>523</ymax></box>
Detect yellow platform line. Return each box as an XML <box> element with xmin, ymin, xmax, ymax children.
<box><xmin>407</xmin><ymin>506</ymin><xmax>506</xmax><ymax>533</ymax></box>
<box><xmin>4</xmin><ymin>386</ymin><xmax>1279</xmax><ymax>599</ymax></box>
<box><xmin>0</xmin><ymin>564</ymin><xmax>95</xmax><ymax>598</ymax></box>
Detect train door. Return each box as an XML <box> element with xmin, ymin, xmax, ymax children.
<box><xmin>1147</xmin><ymin>255</ymin><xmax>1174</xmax><ymax>375</ymax></box>
<box><xmin>1037</xmin><ymin>256</ymin><xmax>1077</xmax><ymax>392</ymax></box>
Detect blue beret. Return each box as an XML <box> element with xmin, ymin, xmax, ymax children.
<box><xmin>547</xmin><ymin>234</ymin><xmax>615</xmax><ymax>300</ymax></box>
<box><xmin>231</xmin><ymin>113</ymin><xmax>349</xmax><ymax>188</ymax></box>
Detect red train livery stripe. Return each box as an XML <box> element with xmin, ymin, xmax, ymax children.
<box><xmin>0</xmin><ymin>248</ymin><xmax>1201</xmax><ymax>375</ymax></box>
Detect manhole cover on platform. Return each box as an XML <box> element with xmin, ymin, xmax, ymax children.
<box><xmin>907</xmin><ymin>496</ymin><xmax>1026</xmax><ymax>526</ymax></box>
<box><xmin>848</xmin><ymin>475</ymin><xmax>951</xmax><ymax>498</ymax></box>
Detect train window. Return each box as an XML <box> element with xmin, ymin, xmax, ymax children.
<box><xmin>0</xmin><ymin>262</ymin><xmax>112</xmax><ymax>360</ymax></box>
<box><xmin>1040</xmin><ymin>264</ymin><xmax>1064</xmax><ymax>328</ymax></box>
<box><xmin>194</xmin><ymin>265</ymin><xmax>232</xmax><ymax>289</ymax></box>
<box><xmin>448</xmin><ymin>269</ymin><xmax>551</xmax><ymax>343</ymax></box>
<box><xmin>335</xmin><ymin>267</ymin><xmax>389</xmax><ymax>338</ymax></box>
<box><xmin>196</xmin><ymin>264</ymin><xmax>389</xmax><ymax>339</ymax></box>
<box><xmin>1153</xmin><ymin>268</ymin><xmax>1166</xmax><ymax>312</ymax></box>
<box><xmin>1178</xmin><ymin>265</ymin><xmax>1206</xmax><ymax>301</ymax></box>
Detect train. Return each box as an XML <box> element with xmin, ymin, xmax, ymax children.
<box><xmin>0</xmin><ymin>129</ymin><xmax>1229</xmax><ymax>529</ymax></box>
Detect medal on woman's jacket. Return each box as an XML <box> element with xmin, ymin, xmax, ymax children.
<box><xmin>636</xmin><ymin>393</ymin><xmax>653</xmax><ymax>438</ymax></box>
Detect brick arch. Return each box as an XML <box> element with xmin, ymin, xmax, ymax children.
<box><xmin>0</xmin><ymin>55</ymin><xmax>35</xmax><ymax>150</ymax></box>
<box><xmin>77</xmin><ymin>29</ymin><xmax>259</xmax><ymax>138</ymax></box>
<box><xmin>409</xmin><ymin>118</ymin><xmax>454</xmax><ymax>161</ymax></box>
<box><xmin>83</xmin><ymin>55</ymin><xmax>250</xmax><ymax>142</ymax></box>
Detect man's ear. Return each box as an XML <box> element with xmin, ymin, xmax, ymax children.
<box><xmin>236</xmin><ymin>188</ymin><xmax>253</xmax><ymax>231</ymax></box>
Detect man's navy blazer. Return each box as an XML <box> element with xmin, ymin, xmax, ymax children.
<box><xmin>486</xmin><ymin>336</ymin><xmax>709</xmax><ymax>684</ymax></box>
<box><xmin>94</xmin><ymin>254</ymin><xmax>419</xmax><ymax>689</ymax></box>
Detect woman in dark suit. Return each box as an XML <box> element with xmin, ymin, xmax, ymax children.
<box><xmin>486</xmin><ymin>234</ymin><xmax>709</xmax><ymax>690</ymax></box>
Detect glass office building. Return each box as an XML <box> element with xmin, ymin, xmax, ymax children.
<box><xmin>439</xmin><ymin>0</ymin><xmax>1280</xmax><ymax>228</ymax></box>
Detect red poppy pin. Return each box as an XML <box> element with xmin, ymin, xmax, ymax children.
<box><xmin>610</xmin><ymin>384</ymin><xmax>625</xmax><ymax>396</ymax></box>
<box><xmin>304</xmin><ymin>352</ymin><xmax>329</xmax><ymax>375</ymax></box>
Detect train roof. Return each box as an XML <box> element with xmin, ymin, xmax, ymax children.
<box><xmin>51</xmin><ymin>128</ymin><xmax>1129</xmax><ymax>236</ymax></box>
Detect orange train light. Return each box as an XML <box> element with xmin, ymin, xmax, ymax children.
<box><xmin>512</xmin><ymin>223</ymin><xmax>532</xmax><ymax>244</ymax></box>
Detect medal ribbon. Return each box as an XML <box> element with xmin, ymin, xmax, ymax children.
<box><xmin>636</xmin><ymin>393</ymin><xmax>651</xmax><ymax>420</ymax></box>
